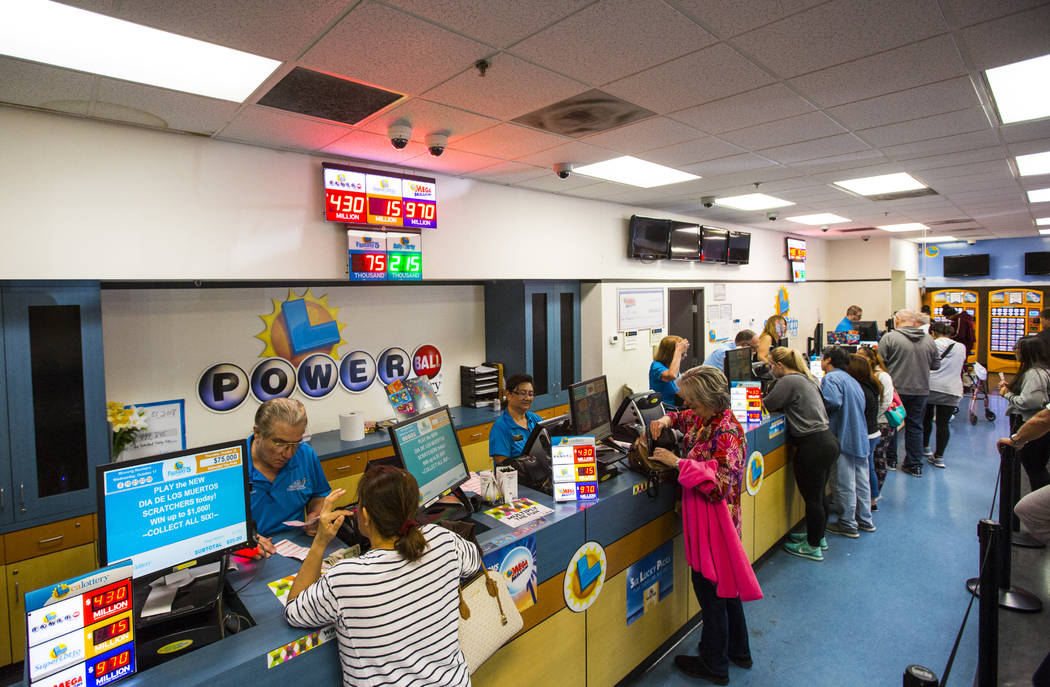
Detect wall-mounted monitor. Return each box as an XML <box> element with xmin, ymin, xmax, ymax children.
<box><xmin>786</xmin><ymin>237</ymin><xmax>807</xmax><ymax>261</ymax></box>
<box><xmin>628</xmin><ymin>215</ymin><xmax>671</xmax><ymax>259</ymax></box>
<box><xmin>943</xmin><ymin>254</ymin><xmax>990</xmax><ymax>277</ymax></box>
<box><xmin>700</xmin><ymin>226</ymin><xmax>728</xmax><ymax>263</ymax></box>
<box><xmin>669</xmin><ymin>221</ymin><xmax>701</xmax><ymax>260</ymax></box>
<box><xmin>791</xmin><ymin>261</ymin><xmax>806</xmax><ymax>282</ymax></box>
<box><xmin>1025</xmin><ymin>251</ymin><xmax>1050</xmax><ymax>275</ymax></box>
<box><xmin>726</xmin><ymin>231</ymin><xmax>751</xmax><ymax>264</ymax></box>
<box><xmin>323</xmin><ymin>162</ymin><xmax>437</xmax><ymax>229</ymax></box>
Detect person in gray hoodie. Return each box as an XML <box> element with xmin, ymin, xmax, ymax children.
<box><xmin>877</xmin><ymin>310</ymin><xmax>940</xmax><ymax>477</ymax></box>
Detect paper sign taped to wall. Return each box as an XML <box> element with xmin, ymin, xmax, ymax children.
<box><xmin>120</xmin><ymin>399</ymin><xmax>186</xmax><ymax>461</ymax></box>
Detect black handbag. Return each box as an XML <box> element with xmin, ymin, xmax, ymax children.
<box><xmin>626</xmin><ymin>427</ymin><xmax>682</xmax><ymax>497</ymax></box>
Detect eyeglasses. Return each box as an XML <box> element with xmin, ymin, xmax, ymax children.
<box><xmin>511</xmin><ymin>390</ymin><xmax>535</xmax><ymax>398</ymax></box>
<box><xmin>269</xmin><ymin>435</ymin><xmax>310</xmax><ymax>451</ymax></box>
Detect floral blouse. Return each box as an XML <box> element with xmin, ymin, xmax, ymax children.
<box><xmin>667</xmin><ymin>408</ymin><xmax>747</xmax><ymax>536</ymax></box>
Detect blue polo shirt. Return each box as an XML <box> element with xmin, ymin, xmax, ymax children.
<box><xmin>649</xmin><ymin>360</ymin><xmax>678</xmax><ymax>403</ymax></box>
<box><xmin>702</xmin><ymin>341</ymin><xmax>735</xmax><ymax>371</ymax></box>
<box><xmin>835</xmin><ymin>316</ymin><xmax>854</xmax><ymax>332</ymax></box>
<box><xmin>248</xmin><ymin>435</ymin><xmax>330</xmax><ymax>537</ymax></box>
<box><xmin>488</xmin><ymin>410</ymin><xmax>541</xmax><ymax>465</ymax></box>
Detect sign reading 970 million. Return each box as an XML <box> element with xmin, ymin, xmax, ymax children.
<box><xmin>323</xmin><ymin>162</ymin><xmax>437</xmax><ymax>229</ymax></box>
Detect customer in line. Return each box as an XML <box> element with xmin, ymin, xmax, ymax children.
<box><xmin>878</xmin><ymin>310</ymin><xmax>940</xmax><ymax>478</ymax></box>
<box><xmin>922</xmin><ymin>322</ymin><xmax>967</xmax><ymax>468</ymax></box>
<box><xmin>999</xmin><ymin>336</ymin><xmax>1050</xmax><ymax>492</ymax></box>
<box><xmin>650</xmin><ymin>335</ymin><xmax>690</xmax><ymax>404</ymax></box>
<box><xmin>764</xmin><ymin>347</ymin><xmax>840</xmax><ymax>561</ymax></box>
<box><xmin>489</xmin><ymin>373</ymin><xmax>542</xmax><ymax>469</ymax></box>
<box><xmin>648</xmin><ymin>365</ymin><xmax>760</xmax><ymax>685</ymax></box>
<box><xmin>755</xmin><ymin>315</ymin><xmax>787</xmax><ymax>364</ymax></box>
<box><xmin>940</xmin><ymin>305</ymin><xmax>976</xmax><ymax>357</ymax></box>
<box><xmin>1038</xmin><ymin>309</ymin><xmax>1050</xmax><ymax>349</ymax></box>
<box><xmin>285</xmin><ymin>468</ymin><xmax>481</xmax><ymax>687</ymax></box>
<box><xmin>847</xmin><ymin>353</ymin><xmax>883</xmax><ymax>510</ymax></box>
<box><xmin>856</xmin><ymin>346</ymin><xmax>896</xmax><ymax>494</ymax></box>
<box><xmin>702</xmin><ymin>329</ymin><xmax>757</xmax><ymax>371</ymax></box>
<box><xmin>834</xmin><ymin>305</ymin><xmax>863</xmax><ymax>332</ymax></box>
<box><xmin>820</xmin><ymin>346</ymin><xmax>874</xmax><ymax>538</ymax></box>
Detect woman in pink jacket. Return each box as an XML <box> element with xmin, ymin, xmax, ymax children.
<box><xmin>648</xmin><ymin>365</ymin><xmax>761</xmax><ymax>686</ymax></box>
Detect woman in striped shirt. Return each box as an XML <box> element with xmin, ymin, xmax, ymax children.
<box><xmin>285</xmin><ymin>466</ymin><xmax>481</xmax><ymax>686</ymax></box>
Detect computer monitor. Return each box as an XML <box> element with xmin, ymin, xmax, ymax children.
<box><xmin>388</xmin><ymin>406</ymin><xmax>471</xmax><ymax>508</ymax></box>
<box><xmin>569</xmin><ymin>375</ymin><xmax>613</xmax><ymax>443</ymax></box>
<box><xmin>97</xmin><ymin>440</ymin><xmax>251</xmax><ymax>582</ymax></box>
<box><xmin>777</xmin><ymin>337</ymin><xmax>788</xmax><ymax>349</ymax></box>
<box><xmin>723</xmin><ymin>347</ymin><xmax>754</xmax><ymax>385</ymax></box>
<box><xmin>808</xmin><ymin>322</ymin><xmax>824</xmax><ymax>358</ymax></box>
<box><xmin>854</xmin><ymin>320</ymin><xmax>878</xmax><ymax>341</ymax></box>
<box><xmin>521</xmin><ymin>414</ymin><xmax>572</xmax><ymax>460</ymax></box>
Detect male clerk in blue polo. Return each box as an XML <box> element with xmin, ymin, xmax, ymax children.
<box><xmin>249</xmin><ymin>398</ymin><xmax>330</xmax><ymax>556</ymax></box>
<box><xmin>489</xmin><ymin>373</ymin><xmax>542</xmax><ymax>470</ymax></box>
<box><xmin>835</xmin><ymin>305</ymin><xmax>864</xmax><ymax>332</ymax></box>
<box><xmin>702</xmin><ymin>329</ymin><xmax>758</xmax><ymax>370</ymax></box>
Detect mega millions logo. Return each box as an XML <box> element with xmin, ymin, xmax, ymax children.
<box><xmin>256</xmin><ymin>288</ymin><xmax>346</xmax><ymax>367</ymax></box>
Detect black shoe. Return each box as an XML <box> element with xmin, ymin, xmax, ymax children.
<box><xmin>901</xmin><ymin>464</ymin><xmax>922</xmax><ymax>478</ymax></box>
<box><xmin>729</xmin><ymin>654</ymin><xmax>753</xmax><ymax>669</ymax></box>
<box><xmin>674</xmin><ymin>655</ymin><xmax>729</xmax><ymax>685</ymax></box>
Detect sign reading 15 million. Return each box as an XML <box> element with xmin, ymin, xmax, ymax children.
<box><xmin>323</xmin><ymin>162</ymin><xmax>437</xmax><ymax>229</ymax></box>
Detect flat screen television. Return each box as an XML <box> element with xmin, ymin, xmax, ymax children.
<box><xmin>628</xmin><ymin>215</ymin><xmax>671</xmax><ymax>259</ymax></box>
<box><xmin>943</xmin><ymin>254</ymin><xmax>989</xmax><ymax>277</ymax></box>
<box><xmin>669</xmin><ymin>221</ymin><xmax>701</xmax><ymax>260</ymax></box>
<box><xmin>726</xmin><ymin>231</ymin><xmax>751</xmax><ymax>264</ymax></box>
<box><xmin>97</xmin><ymin>439</ymin><xmax>251</xmax><ymax>583</ymax></box>
<box><xmin>786</xmin><ymin>237</ymin><xmax>807</xmax><ymax>262</ymax></box>
<box><xmin>389</xmin><ymin>406</ymin><xmax>471</xmax><ymax>508</ymax></box>
<box><xmin>791</xmin><ymin>261</ymin><xmax>806</xmax><ymax>282</ymax></box>
<box><xmin>700</xmin><ymin>226</ymin><xmax>728</xmax><ymax>262</ymax></box>
<box><xmin>1025</xmin><ymin>251</ymin><xmax>1050</xmax><ymax>275</ymax></box>
<box><xmin>569</xmin><ymin>375</ymin><xmax>613</xmax><ymax>443</ymax></box>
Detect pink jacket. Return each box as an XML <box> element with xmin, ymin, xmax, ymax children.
<box><xmin>678</xmin><ymin>458</ymin><xmax>763</xmax><ymax>602</ymax></box>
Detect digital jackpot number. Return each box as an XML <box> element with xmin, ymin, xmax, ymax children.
<box><xmin>84</xmin><ymin>581</ymin><xmax>131</xmax><ymax>623</ymax></box>
<box><xmin>92</xmin><ymin>618</ymin><xmax>129</xmax><ymax>647</ymax></box>
<box><xmin>325</xmin><ymin>190</ymin><xmax>366</xmax><ymax>223</ymax></box>
<box><xmin>579</xmin><ymin>484</ymin><xmax>597</xmax><ymax>497</ymax></box>
<box><xmin>404</xmin><ymin>201</ymin><xmax>436</xmax><ymax>221</ymax></box>
<box><xmin>93</xmin><ymin>648</ymin><xmax>131</xmax><ymax>680</ymax></box>
<box><xmin>575</xmin><ymin>446</ymin><xmax>594</xmax><ymax>459</ymax></box>
<box><xmin>350</xmin><ymin>253</ymin><xmax>386</xmax><ymax>273</ymax></box>
<box><xmin>388</xmin><ymin>253</ymin><xmax>422</xmax><ymax>280</ymax></box>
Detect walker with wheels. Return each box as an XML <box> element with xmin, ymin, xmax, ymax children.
<box><xmin>962</xmin><ymin>361</ymin><xmax>996</xmax><ymax>424</ymax></box>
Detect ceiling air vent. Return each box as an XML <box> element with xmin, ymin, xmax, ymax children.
<box><xmin>513</xmin><ymin>89</ymin><xmax>655</xmax><ymax>138</ymax></box>
<box><xmin>257</xmin><ymin>67</ymin><xmax>402</xmax><ymax>126</ymax></box>
<box><xmin>867</xmin><ymin>187</ymin><xmax>938</xmax><ymax>201</ymax></box>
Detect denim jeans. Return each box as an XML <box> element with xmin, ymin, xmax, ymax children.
<box><xmin>692</xmin><ymin>570</ymin><xmax>750</xmax><ymax>677</ymax></box>
<box><xmin>833</xmin><ymin>452</ymin><xmax>873</xmax><ymax>529</ymax></box>
<box><xmin>867</xmin><ymin>436</ymin><xmax>880</xmax><ymax>500</ymax></box>
<box><xmin>898</xmin><ymin>394</ymin><xmax>928</xmax><ymax>470</ymax></box>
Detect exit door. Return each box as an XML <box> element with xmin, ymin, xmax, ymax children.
<box><xmin>668</xmin><ymin>288</ymin><xmax>704</xmax><ymax>371</ymax></box>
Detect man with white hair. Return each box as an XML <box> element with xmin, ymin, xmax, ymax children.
<box><xmin>878</xmin><ymin>310</ymin><xmax>940</xmax><ymax>477</ymax></box>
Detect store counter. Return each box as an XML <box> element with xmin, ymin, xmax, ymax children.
<box><xmin>111</xmin><ymin>413</ymin><xmax>797</xmax><ymax>687</ymax></box>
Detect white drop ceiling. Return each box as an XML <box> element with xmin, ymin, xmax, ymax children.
<box><xmin>2</xmin><ymin>0</ymin><xmax>1049</xmax><ymax>239</ymax></box>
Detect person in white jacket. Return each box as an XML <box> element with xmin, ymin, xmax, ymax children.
<box><xmin>999</xmin><ymin>336</ymin><xmax>1050</xmax><ymax>492</ymax></box>
<box><xmin>922</xmin><ymin>322</ymin><xmax>967</xmax><ymax>468</ymax></box>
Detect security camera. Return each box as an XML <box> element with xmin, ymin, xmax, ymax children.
<box><xmin>554</xmin><ymin>163</ymin><xmax>573</xmax><ymax>179</ymax></box>
<box><xmin>425</xmin><ymin>133</ymin><xmax>448</xmax><ymax>157</ymax></box>
<box><xmin>966</xmin><ymin>239</ymin><xmax>976</xmax><ymax>245</ymax></box>
<box><xmin>862</xmin><ymin>235</ymin><xmax>870</xmax><ymax>242</ymax></box>
<box><xmin>388</xmin><ymin>123</ymin><xmax>411</xmax><ymax>150</ymax></box>
<box><xmin>767</xmin><ymin>211</ymin><xmax>779</xmax><ymax>221</ymax></box>
<box><xmin>701</xmin><ymin>196</ymin><xmax>715</xmax><ymax>208</ymax></box>
<box><xmin>820</xmin><ymin>225</ymin><xmax>830</xmax><ymax>233</ymax></box>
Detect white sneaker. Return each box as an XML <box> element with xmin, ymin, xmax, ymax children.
<box><xmin>922</xmin><ymin>446</ymin><xmax>934</xmax><ymax>456</ymax></box>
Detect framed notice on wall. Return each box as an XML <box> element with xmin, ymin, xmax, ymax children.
<box><xmin>617</xmin><ymin>289</ymin><xmax>663</xmax><ymax>332</ymax></box>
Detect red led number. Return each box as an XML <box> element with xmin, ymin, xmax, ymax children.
<box><xmin>366</xmin><ymin>254</ymin><xmax>385</xmax><ymax>272</ymax></box>
<box><xmin>386</xmin><ymin>199</ymin><xmax>402</xmax><ymax>217</ymax></box>
<box><xmin>95</xmin><ymin>649</ymin><xmax>130</xmax><ymax>678</ymax></box>
<box><xmin>404</xmin><ymin>202</ymin><xmax>436</xmax><ymax>220</ymax></box>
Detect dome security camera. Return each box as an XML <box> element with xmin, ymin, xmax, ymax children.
<box><xmin>425</xmin><ymin>133</ymin><xmax>448</xmax><ymax>157</ymax></box>
<box><xmin>862</xmin><ymin>235</ymin><xmax>870</xmax><ymax>242</ymax></box>
<box><xmin>701</xmin><ymin>196</ymin><xmax>715</xmax><ymax>208</ymax></box>
<box><xmin>388</xmin><ymin>123</ymin><xmax>411</xmax><ymax>150</ymax></box>
<box><xmin>554</xmin><ymin>163</ymin><xmax>573</xmax><ymax>179</ymax></box>
<box><xmin>820</xmin><ymin>225</ymin><xmax>830</xmax><ymax>233</ymax></box>
<box><xmin>767</xmin><ymin>211</ymin><xmax>779</xmax><ymax>221</ymax></box>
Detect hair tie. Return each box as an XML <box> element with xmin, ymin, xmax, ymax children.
<box><xmin>398</xmin><ymin>519</ymin><xmax>418</xmax><ymax>536</ymax></box>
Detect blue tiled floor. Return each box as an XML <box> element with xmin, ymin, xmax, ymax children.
<box><xmin>624</xmin><ymin>396</ymin><xmax>1022</xmax><ymax>686</ymax></box>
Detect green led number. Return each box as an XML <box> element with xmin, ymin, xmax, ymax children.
<box><xmin>389</xmin><ymin>254</ymin><xmax>403</xmax><ymax>272</ymax></box>
<box><xmin>407</xmin><ymin>255</ymin><xmax>421</xmax><ymax>273</ymax></box>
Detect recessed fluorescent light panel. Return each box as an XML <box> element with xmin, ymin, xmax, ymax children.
<box><xmin>785</xmin><ymin>213</ymin><xmax>850</xmax><ymax>225</ymax></box>
<box><xmin>876</xmin><ymin>223</ymin><xmax>928</xmax><ymax>232</ymax></box>
<box><xmin>986</xmin><ymin>53</ymin><xmax>1050</xmax><ymax>124</ymax></box>
<box><xmin>908</xmin><ymin>235</ymin><xmax>957</xmax><ymax>243</ymax></box>
<box><xmin>1040</xmin><ymin>229</ymin><xmax>1050</xmax><ymax>235</ymax></box>
<box><xmin>0</xmin><ymin>0</ymin><xmax>281</xmax><ymax>102</ymax></box>
<box><xmin>572</xmin><ymin>156</ymin><xmax>699</xmax><ymax>188</ymax></box>
<box><xmin>1037</xmin><ymin>217</ymin><xmax>1050</xmax><ymax>226</ymax></box>
<box><xmin>715</xmin><ymin>193</ymin><xmax>795</xmax><ymax>211</ymax></box>
<box><xmin>833</xmin><ymin>173</ymin><xmax>928</xmax><ymax>196</ymax></box>
<box><xmin>1017</xmin><ymin>151</ymin><xmax>1050</xmax><ymax>177</ymax></box>
<box><xmin>1029</xmin><ymin>188</ymin><xmax>1050</xmax><ymax>203</ymax></box>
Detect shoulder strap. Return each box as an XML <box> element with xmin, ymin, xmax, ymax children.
<box><xmin>940</xmin><ymin>341</ymin><xmax>956</xmax><ymax>360</ymax></box>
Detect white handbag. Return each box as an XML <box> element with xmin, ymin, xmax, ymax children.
<box><xmin>457</xmin><ymin>568</ymin><xmax>523</xmax><ymax>673</ymax></box>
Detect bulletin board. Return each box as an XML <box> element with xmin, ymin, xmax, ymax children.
<box><xmin>617</xmin><ymin>289</ymin><xmax>663</xmax><ymax>332</ymax></box>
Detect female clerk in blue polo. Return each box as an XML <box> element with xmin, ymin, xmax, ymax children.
<box><xmin>249</xmin><ymin>398</ymin><xmax>330</xmax><ymax>556</ymax></box>
<box><xmin>488</xmin><ymin>373</ymin><xmax>542</xmax><ymax>469</ymax></box>
<box><xmin>650</xmin><ymin>336</ymin><xmax>690</xmax><ymax>404</ymax></box>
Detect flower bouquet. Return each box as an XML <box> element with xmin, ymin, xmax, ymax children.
<box><xmin>107</xmin><ymin>402</ymin><xmax>147</xmax><ymax>460</ymax></box>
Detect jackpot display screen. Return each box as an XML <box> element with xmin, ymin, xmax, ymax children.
<box><xmin>348</xmin><ymin>230</ymin><xmax>423</xmax><ymax>281</ymax></box>
<box><xmin>323</xmin><ymin>162</ymin><xmax>437</xmax><ymax>229</ymax></box>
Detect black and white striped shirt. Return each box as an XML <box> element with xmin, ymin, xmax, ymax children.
<box><xmin>285</xmin><ymin>524</ymin><xmax>481</xmax><ymax>687</ymax></box>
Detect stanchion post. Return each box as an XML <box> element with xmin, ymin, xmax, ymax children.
<box><xmin>977</xmin><ymin>519</ymin><xmax>1000</xmax><ymax>687</ymax></box>
<box><xmin>995</xmin><ymin>446</ymin><xmax>1044</xmax><ymax>612</ymax></box>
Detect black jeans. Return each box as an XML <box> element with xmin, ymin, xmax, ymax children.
<box><xmin>898</xmin><ymin>394</ymin><xmax>928</xmax><ymax>470</ymax></box>
<box><xmin>692</xmin><ymin>570</ymin><xmax>750</xmax><ymax>677</ymax></box>
<box><xmin>1009</xmin><ymin>415</ymin><xmax>1050</xmax><ymax>492</ymax></box>
<box><xmin>922</xmin><ymin>404</ymin><xmax>954</xmax><ymax>457</ymax></box>
<box><xmin>791</xmin><ymin>429</ymin><xmax>841</xmax><ymax>546</ymax></box>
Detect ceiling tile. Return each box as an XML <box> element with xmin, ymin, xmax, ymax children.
<box><xmin>826</xmin><ymin>77</ymin><xmax>979</xmax><ymax>130</ymax></box>
<box><xmin>958</xmin><ymin>4</ymin><xmax>1050</xmax><ymax>70</ymax></box>
<box><xmin>357</xmin><ymin>98</ymin><xmax>499</xmax><ymax>143</ymax></box>
<box><xmin>303</xmin><ymin>3</ymin><xmax>490</xmax><ymax>96</ymax></box>
<box><xmin>670</xmin><ymin>84</ymin><xmax>816</xmax><ymax>134</ymax></box>
<box><xmin>938</xmin><ymin>0</ymin><xmax>1048</xmax><ymax>28</ymax></box>
<box><xmin>758</xmin><ymin>133</ymin><xmax>871</xmax><ymax>164</ymax></box>
<box><xmin>422</xmin><ymin>53</ymin><xmax>587</xmax><ymax>121</ymax></box>
<box><xmin>508</xmin><ymin>0</ymin><xmax>717</xmax><ymax>85</ymax></box>
<box><xmin>918</xmin><ymin>160</ymin><xmax>1013</xmax><ymax>181</ymax></box>
<box><xmin>0</xmin><ymin>57</ymin><xmax>96</xmax><ymax>113</ymax></box>
<box><xmin>1000</xmin><ymin>118</ymin><xmax>1050</xmax><ymax>145</ymax></box>
<box><xmin>218</xmin><ymin>106</ymin><xmax>350</xmax><ymax>151</ymax></box>
<box><xmin>730</xmin><ymin>0</ymin><xmax>948</xmax><ymax>78</ymax></box>
<box><xmin>319</xmin><ymin>130</ymin><xmax>430</xmax><ymax>165</ymax></box>
<box><xmin>639</xmin><ymin>136</ymin><xmax>748</xmax><ymax>167</ymax></box>
<box><xmin>580</xmin><ymin>117</ymin><xmax>705</xmax><ymax>154</ymax></box>
<box><xmin>519</xmin><ymin>175</ymin><xmax>607</xmax><ymax>193</ymax></box>
<box><xmin>604</xmin><ymin>43</ymin><xmax>775</xmax><ymax>114</ymax></box>
<box><xmin>402</xmin><ymin>148</ymin><xmax>504</xmax><ymax>175</ymax></box>
<box><xmin>857</xmin><ymin>107</ymin><xmax>992</xmax><ymax>147</ymax></box>
<box><xmin>94</xmin><ymin>78</ymin><xmax>240</xmax><ymax>134</ymax></box>
<box><xmin>513</xmin><ymin>140</ymin><xmax>621</xmax><ymax>167</ymax></box>
<box><xmin>381</xmin><ymin>0</ymin><xmax>593</xmax><ymax>48</ymax></box>
<box><xmin>681</xmin><ymin>153</ymin><xmax>779</xmax><ymax>176</ymax></box>
<box><xmin>881</xmin><ymin>129</ymin><xmax>1001</xmax><ymax>160</ymax></box>
<box><xmin>900</xmin><ymin>146</ymin><xmax>1005</xmax><ymax>170</ymax></box>
<box><xmin>788</xmin><ymin>35</ymin><xmax>968</xmax><ymax>108</ymax></box>
<box><xmin>469</xmin><ymin>161</ymin><xmax>548</xmax><ymax>185</ymax></box>
<box><xmin>453</xmin><ymin>123</ymin><xmax>568</xmax><ymax>158</ymax></box>
<box><xmin>720</xmin><ymin>111</ymin><xmax>847</xmax><ymax>149</ymax></box>
<box><xmin>668</xmin><ymin>0</ymin><xmax>830</xmax><ymax>39</ymax></box>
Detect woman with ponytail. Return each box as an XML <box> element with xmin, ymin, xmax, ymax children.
<box><xmin>763</xmin><ymin>347</ymin><xmax>841</xmax><ymax>562</ymax></box>
<box><xmin>286</xmin><ymin>466</ymin><xmax>480</xmax><ymax>686</ymax></box>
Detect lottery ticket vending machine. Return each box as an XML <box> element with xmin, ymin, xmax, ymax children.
<box><xmin>926</xmin><ymin>289</ymin><xmax>979</xmax><ymax>363</ymax></box>
<box><xmin>987</xmin><ymin>289</ymin><xmax>1043</xmax><ymax>373</ymax></box>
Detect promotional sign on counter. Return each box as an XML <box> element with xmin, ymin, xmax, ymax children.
<box><xmin>550</xmin><ymin>436</ymin><xmax>598</xmax><ymax>502</ymax></box>
<box><xmin>482</xmin><ymin>535</ymin><xmax>538</xmax><ymax>612</ymax></box>
<box><xmin>731</xmin><ymin>382</ymin><xmax>763</xmax><ymax>425</ymax></box>
<box><xmin>626</xmin><ymin>540</ymin><xmax>674</xmax><ymax>626</ymax></box>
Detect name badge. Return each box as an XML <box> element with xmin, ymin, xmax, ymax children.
<box><xmin>512</xmin><ymin>434</ymin><xmax>524</xmax><ymax>442</ymax></box>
